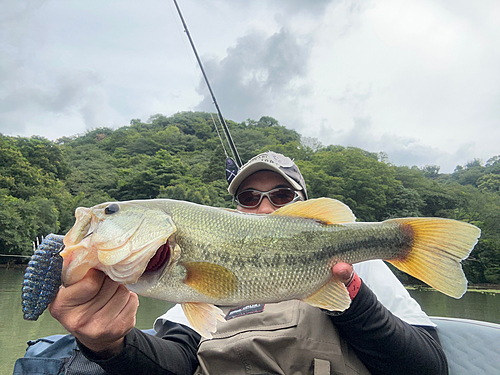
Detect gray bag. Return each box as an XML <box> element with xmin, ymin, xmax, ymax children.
<box><xmin>13</xmin><ymin>334</ymin><xmax>106</xmax><ymax>375</ymax></box>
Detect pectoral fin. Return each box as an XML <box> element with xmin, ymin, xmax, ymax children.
<box><xmin>302</xmin><ymin>278</ymin><xmax>351</xmax><ymax>312</ymax></box>
<box><xmin>184</xmin><ymin>262</ymin><xmax>238</xmax><ymax>299</ymax></box>
<box><xmin>181</xmin><ymin>302</ymin><xmax>225</xmax><ymax>338</ymax></box>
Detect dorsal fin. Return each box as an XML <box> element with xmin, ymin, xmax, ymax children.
<box><xmin>271</xmin><ymin>197</ymin><xmax>356</xmax><ymax>225</ymax></box>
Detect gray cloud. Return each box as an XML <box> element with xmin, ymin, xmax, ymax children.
<box><xmin>0</xmin><ymin>67</ymin><xmax>107</xmax><ymax>134</ymax></box>
<box><xmin>224</xmin><ymin>0</ymin><xmax>336</xmax><ymax>16</ymax></box>
<box><xmin>272</xmin><ymin>0</ymin><xmax>336</xmax><ymax>15</ymax></box>
<box><xmin>319</xmin><ymin>115</ymin><xmax>482</xmax><ymax>173</ymax></box>
<box><xmin>0</xmin><ymin>1</ymin><xmax>117</xmax><ymax>135</ymax></box>
<box><xmin>195</xmin><ymin>27</ymin><xmax>312</xmax><ymax>122</ymax></box>
<box><xmin>0</xmin><ymin>0</ymin><xmax>497</xmax><ymax>174</ymax></box>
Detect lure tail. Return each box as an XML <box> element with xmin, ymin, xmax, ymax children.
<box><xmin>22</xmin><ymin>234</ymin><xmax>65</xmax><ymax>320</ymax></box>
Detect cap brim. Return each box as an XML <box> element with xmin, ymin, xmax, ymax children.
<box><xmin>228</xmin><ymin>161</ymin><xmax>303</xmax><ymax>196</ymax></box>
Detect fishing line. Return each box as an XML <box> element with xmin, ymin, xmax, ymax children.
<box><xmin>166</xmin><ymin>0</ymin><xmax>200</xmax><ymax>90</ymax></box>
<box><xmin>171</xmin><ymin>0</ymin><xmax>242</xmax><ymax>168</ymax></box>
<box><xmin>214</xmin><ymin>113</ymin><xmax>233</xmax><ymax>151</ymax></box>
<box><xmin>210</xmin><ymin>113</ymin><xmax>229</xmax><ymax>158</ymax></box>
<box><xmin>210</xmin><ymin>112</ymin><xmax>239</xmax><ymax>183</ymax></box>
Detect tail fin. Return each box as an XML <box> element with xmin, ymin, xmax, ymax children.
<box><xmin>387</xmin><ymin>218</ymin><xmax>480</xmax><ymax>298</ymax></box>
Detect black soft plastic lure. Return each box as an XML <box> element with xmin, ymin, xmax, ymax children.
<box><xmin>22</xmin><ymin>234</ymin><xmax>65</xmax><ymax>320</ymax></box>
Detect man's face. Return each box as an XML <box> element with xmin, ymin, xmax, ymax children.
<box><xmin>235</xmin><ymin>171</ymin><xmax>294</xmax><ymax>214</ymax></box>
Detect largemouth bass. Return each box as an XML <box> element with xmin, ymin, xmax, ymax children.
<box><xmin>60</xmin><ymin>198</ymin><xmax>480</xmax><ymax>337</ymax></box>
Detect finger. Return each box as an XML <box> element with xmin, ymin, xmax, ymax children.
<box><xmin>90</xmin><ymin>289</ymin><xmax>139</xmax><ymax>339</ymax></box>
<box><xmin>332</xmin><ymin>262</ymin><xmax>354</xmax><ymax>285</ymax></box>
<box><xmin>82</xmin><ymin>276</ymin><xmax>125</xmax><ymax>317</ymax></box>
<box><xmin>49</xmin><ymin>269</ymin><xmax>106</xmax><ymax>317</ymax></box>
<box><xmin>75</xmin><ymin>292</ymin><xmax>139</xmax><ymax>355</ymax></box>
<box><xmin>93</xmin><ymin>284</ymin><xmax>136</xmax><ymax>323</ymax></box>
<box><xmin>57</xmin><ymin>269</ymin><xmax>107</xmax><ymax>306</ymax></box>
<box><xmin>49</xmin><ymin>272</ymin><xmax>124</xmax><ymax>327</ymax></box>
<box><xmin>114</xmin><ymin>291</ymin><xmax>139</xmax><ymax>331</ymax></box>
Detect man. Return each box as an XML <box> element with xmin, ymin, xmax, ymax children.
<box><xmin>48</xmin><ymin>151</ymin><xmax>448</xmax><ymax>374</ymax></box>
<box><xmin>158</xmin><ymin>151</ymin><xmax>448</xmax><ymax>374</ymax></box>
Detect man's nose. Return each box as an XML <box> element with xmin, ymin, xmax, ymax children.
<box><xmin>257</xmin><ymin>197</ymin><xmax>276</xmax><ymax>214</ymax></box>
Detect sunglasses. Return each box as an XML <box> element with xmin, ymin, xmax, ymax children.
<box><xmin>234</xmin><ymin>187</ymin><xmax>303</xmax><ymax>208</ymax></box>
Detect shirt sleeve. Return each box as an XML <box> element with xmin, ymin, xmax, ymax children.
<box><xmin>78</xmin><ymin>323</ymin><xmax>201</xmax><ymax>375</ymax></box>
<box><xmin>354</xmin><ymin>260</ymin><xmax>436</xmax><ymax>326</ymax></box>
<box><xmin>328</xmin><ymin>281</ymin><xmax>448</xmax><ymax>375</ymax></box>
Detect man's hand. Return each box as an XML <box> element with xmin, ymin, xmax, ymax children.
<box><xmin>332</xmin><ymin>262</ymin><xmax>354</xmax><ymax>285</ymax></box>
<box><xmin>49</xmin><ymin>269</ymin><xmax>139</xmax><ymax>358</ymax></box>
<box><xmin>332</xmin><ymin>262</ymin><xmax>361</xmax><ymax>299</ymax></box>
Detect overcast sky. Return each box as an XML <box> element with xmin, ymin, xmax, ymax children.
<box><xmin>2</xmin><ymin>0</ymin><xmax>499</xmax><ymax>172</ymax></box>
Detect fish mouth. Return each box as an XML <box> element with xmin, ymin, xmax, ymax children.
<box><xmin>144</xmin><ymin>241</ymin><xmax>171</xmax><ymax>273</ymax></box>
<box><xmin>127</xmin><ymin>239</ymin><xmax>176</xmax><ymax>292</ymax></box>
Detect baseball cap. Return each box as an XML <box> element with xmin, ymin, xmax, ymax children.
<box><xmin>228</xmin><ymin>151</ymin><xmax>308</xmax><ymax>199</ymax></box>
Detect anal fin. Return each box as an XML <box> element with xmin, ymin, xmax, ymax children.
<box><xmin>302</xmin><ymin>278</ymin><xmax>351</xmax><ymax>312</ymax></box>
<box><xmin>181</xmin><ymin>302</ymin><xmax>225</xmax><ymax>339</ymax></box>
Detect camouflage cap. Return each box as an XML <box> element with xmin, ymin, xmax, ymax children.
<box><xmin>228</xmin><ymin>151</ymin><xmax>308</xmax><ymax>199</ymax></box>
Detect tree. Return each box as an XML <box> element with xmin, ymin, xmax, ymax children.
<box><xmin>256</xmin><ymin>116</ymin><xmax>279</xmax><ymax>128</ymax></box>
<box><xmin>452</xmin><ymin>158</ymin><xmax>485</xmax><ymax>186</ymax></box>
<box><xmin>0</xmin><ymin>194</ymin><xmax>31</xmax><ymax>257</ymax></box>
<box><xmin>394</xmin><ymin>166</ymin><xmax>457</xmax><ymax>217</ymax></box>
<box><xmin>421</xmin><ymin>165</ymin><xmax>440</xmax><ymax>179</ymax></box>
<box><xmin>15</xmin><ymin>136</ymin><xmax>71</xmax><ymax>180</ymax></box>
<box><xmin>485</xmin><ymin>156</ymin><xmax>500</xmax><ymax>175</ymax></box>
<box><xmin>477</xmin><ymin>174</ymin><xmax>500</xmax><ymax>194</ymax></box>
<box><xmin>385</xmin><ymin>185</ymin><xmax>424</xmax><ymax>218</ymax></box>
<box><xmin>313</xmin><ymin>147</ymin><xmax>398</xmax><ymax>221</ymax></box>
<box><xmin>1</xmin><ymin>111</ymin><xmax>499</xmax><ymax>284</ymax></box>
<box><xmin>296</xmin><ymin>160</ymin><xmax>345</xmax><ymax>201</ymax></box>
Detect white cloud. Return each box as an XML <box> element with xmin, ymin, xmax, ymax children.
<box><xmin>0</xmin><ymin>0</ymin><xmax>498</xmax><ymax>172</ymax></box>
<box><xmin>295</xmin><ymin>0</ymin><xmax>500</xmax><ymax>172</ymax></box>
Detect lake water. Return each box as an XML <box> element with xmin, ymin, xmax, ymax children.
<box><xmin>1</xmin><ymin>267</ymin><xmax>499</xmax><ymax>375</ymax></box>
<box><xmin>1</xmin><ymin>268</ymin><xmax>174</xmax><ymax>375</ymax></box>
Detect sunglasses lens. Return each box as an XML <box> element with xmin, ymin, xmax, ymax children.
<box><xmin>236</xmin><ymin>188</ymin><xmax>299</xmax><ymax>208</ymax></box>
<box><xmin>236</xmin><ymin>190</ymin><xmax>262</xmax><ymax>207</ymax></box>
<box><xmin>269</xmin><ymin>189</ymin><xmax>296</xmax><ymax>206</ymax></box>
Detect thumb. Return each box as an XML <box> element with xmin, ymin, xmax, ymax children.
<box><xmin>332</xmin><ymin>262</ymin><xmax>354</xmax><ymax>286</ymax></box>
<box><xmin>57</xmin><ymin>269</ymin><xmax>106</xmax><ymax>306</ymax></box>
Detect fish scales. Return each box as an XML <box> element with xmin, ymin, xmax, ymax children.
<box><xmin>57</xmin><ymin>198</ymin><xmax>480</xmax><ymax>337</ymax></box>
<box><xmin>138</xmin><ymin>201</ymin><xmax>413</xmax><ymax>304</ymax></box>
<box><xmin>22</xmin><ymin>234</ymin><xmax>64</xmax><ymax>320</ymax></box>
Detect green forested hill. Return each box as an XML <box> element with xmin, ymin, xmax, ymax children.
<box><xmin>1</xmin><ymin>111</ymin><xmax>499</xmax><ymax>284</ymax></box>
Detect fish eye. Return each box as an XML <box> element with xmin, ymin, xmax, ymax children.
<box><xmin>105</xmin><ymin>203</ymin><xmax>119</xmax><ymax>215</ymax></box>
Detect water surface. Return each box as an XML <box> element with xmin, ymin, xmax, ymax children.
<box><xmin>2</xmin><ymin>267</ymin><xmax>499</xmax><ymax>375</ymax></box>
<box><xmin>409</xmin><ymin>288</ymin><xmax>500</xmax><ymax>324</ymax></box>
<box><xmin>1</xmin><ymin>268</ymin><xmax>172</xmax><ymax>375</ymax></box>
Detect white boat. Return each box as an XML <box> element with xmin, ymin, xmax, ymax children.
<box><xmin>430</xmin><ymin>316</ymin><xmax>500</xmax><ymax>374</ymax></box>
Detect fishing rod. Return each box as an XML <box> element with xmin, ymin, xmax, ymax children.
<box><xmin>172</xmin><ymin>0</ymin><xmax>243</xmax><ymax>168</ymax></box>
